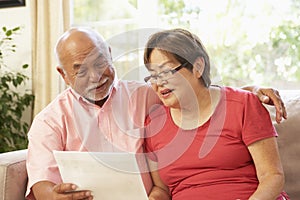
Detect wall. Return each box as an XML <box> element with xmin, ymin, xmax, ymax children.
<box><xmin>0</xmin><ymin>1</ymin><xmax>33</xmax><ymax>123</ymax></box>
<box><xmin>0</xmin><ymin>1</ymin><xmax>32</xmax><ymax>85</ymax></box>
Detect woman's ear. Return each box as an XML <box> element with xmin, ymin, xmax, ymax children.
<box><xmin>193</xmin><ymin>57</ymin><xmax>205</xmax><ymax>78</ymax></box>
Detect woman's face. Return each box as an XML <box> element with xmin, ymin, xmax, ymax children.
<box><xmin>147</xmin><ymin>49</ymin><xmax>199</xmax><ymax>109</ymax></box>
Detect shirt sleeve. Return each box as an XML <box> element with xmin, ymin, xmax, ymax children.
<box><xmin>25</xmin><ymin>116</ymin><xmax>64</xmax><ymax>199</ymax></box>
<box><xmin>242</xmin><ymin>92</ymin><xmax>278</xmax><ymax>146</ymax></box>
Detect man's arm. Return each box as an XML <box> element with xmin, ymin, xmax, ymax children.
<box><xmin>32</xmin><ymin>181</ymin><xmax>93</xmax><ymax>200</ymax></box>
<box><xmin>242</xmin><ymin>86</ymin><xmax>287</xmax><ymax>123</ymax></box>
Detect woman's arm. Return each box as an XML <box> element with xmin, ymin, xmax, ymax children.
<box><xmin>247</xmin><ymin>137</ymin><xmax>285</xmax><ymax>200</ymax></box>
<box><xmin>147</xmin><ymin>158</ymin><xmax>171</xmax><ymax>200</ymax></box>
<box><xmin>241</xmin><ymin>86</ymin><xmax>287</xmax><ymax>123</ymax></box>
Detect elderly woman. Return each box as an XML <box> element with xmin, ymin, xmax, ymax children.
<box><xmin>143</xmin><ymin>28</ymin><xmax>289</xmax><ymax>200</ymax></box>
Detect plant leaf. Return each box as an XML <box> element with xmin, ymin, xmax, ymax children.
<box><xmin>5</xmin><ymin>30</ymin><xmax>12</xmax><ymax>37</ymax></box>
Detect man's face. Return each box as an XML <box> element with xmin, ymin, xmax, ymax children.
<box><xmin>61</xmin><ymin>44</ymin><xmax>115</xmax><ymax>102</ymax></box>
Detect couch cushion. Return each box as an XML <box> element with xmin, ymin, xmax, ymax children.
<box><xmin>266</xmin><ymin>90</ymin><xmax>300</xmax><ymax>199</ymax></box>
<box><xmin>0</xmin><ymin>149</ymin><xmax>27</xmax><ymax>200</ymax></box>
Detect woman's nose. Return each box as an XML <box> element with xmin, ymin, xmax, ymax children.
<box><xmin>156</xmin><ymin>77</ymin><xmax>167</xmax><ymax>86</ymax></box>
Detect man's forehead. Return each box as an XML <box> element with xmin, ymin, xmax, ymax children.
<box><xmin>78</xmin><ymin>44</ymin><xmax>109</xmax><ymax>59</ymax></box>
<box><xmin>84</xmin><ymin>47</ymin><xmax>110</xmax><ymax>60</ymax></box>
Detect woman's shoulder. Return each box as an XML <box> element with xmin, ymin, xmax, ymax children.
<box><xmin>221</xmin><ymin>86</ymin><xmax>257</xmax><ymax>103</ymax></box>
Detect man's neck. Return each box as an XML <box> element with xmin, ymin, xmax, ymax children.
<box><xmin>87</xmin><ymin>96</ymin><xmax>109</xmax><ymax>107</ymax></box>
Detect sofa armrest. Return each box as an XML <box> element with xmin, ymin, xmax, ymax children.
<box><xmin>0</xmin><ymin>149</ymin><xmax>28</xmax><ymax>200</ymax></box>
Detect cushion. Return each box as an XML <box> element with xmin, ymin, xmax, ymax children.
<box><xmin>0</xmin><ymin>149</ymin><xmax>27</xmax><ymax>200</ymax></box>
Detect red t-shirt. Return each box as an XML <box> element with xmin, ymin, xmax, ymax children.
<box><xmin>145</xmin><ymin>87</ymin><xmax>288</xmax><ymax>200</ymax></box>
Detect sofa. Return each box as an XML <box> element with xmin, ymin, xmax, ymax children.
<box><xmin>0</xmin><ymin>90</ymin><xmax>299</xmax><ymax>200</ymax></box>
<box><xmin>265</xmin><ymin>90</ymin><xmax>300</xmax><ymax>199</ymax></box>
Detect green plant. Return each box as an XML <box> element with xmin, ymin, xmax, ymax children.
<box><xmin>0</xmin><ymin>26</ymin><xmax>34</xmax><ymax>153</ymax></box>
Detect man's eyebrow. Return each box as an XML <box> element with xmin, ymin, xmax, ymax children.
<box><xmin>94</xmin><ymin>54</ymin><xmax>105</xmax><ymax>62</ymax></box>
<box><xmin>72</xmin><ymin>52</ymin><xmax>105</xmax><ymax>70</ymax></box>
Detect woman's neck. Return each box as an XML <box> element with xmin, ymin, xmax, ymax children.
<box><xmin>170</xmin><ymin>86</ymin><xmax>221</xmax><ymax>129</ymax></box>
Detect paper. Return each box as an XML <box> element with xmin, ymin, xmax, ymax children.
<box><xmin>53</xmin><ymin>151</ymin><xmax>152</xmax><ymax>200</ymax></box>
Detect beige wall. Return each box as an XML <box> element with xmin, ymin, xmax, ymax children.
<box><xmin>0</xmin><ymin>1</ymin><xmax>32</xmax><ymax>88</ymax></box>
<box><xmin>0</xmin><ymin>1</ymin><xmax>33</xmax><ymax>122</ymax></box>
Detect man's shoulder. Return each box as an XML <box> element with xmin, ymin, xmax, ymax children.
<box><xmin>35</xmin><ymin>88</ymin><xmax>75</xmax><ymax>116</ymax></box>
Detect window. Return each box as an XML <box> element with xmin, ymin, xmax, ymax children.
<box><xmin>71</xmin><ymin>0</ymin><xmax>300</xmax><ymax>89</ymax></box>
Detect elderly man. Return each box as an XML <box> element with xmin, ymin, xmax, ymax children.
<box><xmin>26</xmin><ymin>27</ymin><xmax>286</xmax><ymax>200</ymax></box>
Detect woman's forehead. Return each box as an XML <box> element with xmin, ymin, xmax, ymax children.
<box><xmin>150</xmin><ymin>49</ymin><xmax>177</xmax><ymax>63</ymax></box>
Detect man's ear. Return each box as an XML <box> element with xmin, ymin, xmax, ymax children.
<box><xmin>56</xmin><ymin>66</ymin><xmax>70</xmax><ymax>85</ymax></box>
<box><xmin>193</xmin><ymin>57</ymin><xmax>205</xmax><ymax>78</ymax></box>
<box><xmin>108</xmin><ymin>46</ymin><xmax>113</xmax><ymax>60</ymax></box>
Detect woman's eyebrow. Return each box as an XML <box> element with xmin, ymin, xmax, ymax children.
<box><xmin>158</xmin><ymin>60</ymin><xmax>174</xmax><ymax>68</ymax></box>
<box><xmin>149</xmin><ymin>60</ymin><xmax>173</xmax><ymax>69</ymax></box>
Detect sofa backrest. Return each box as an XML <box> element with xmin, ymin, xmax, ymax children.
<box><xmin>265</xmin><ymin>90</ymin><xmax>300</xmax><ymax>199</ymax></box>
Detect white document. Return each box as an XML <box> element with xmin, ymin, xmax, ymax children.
<box><xmin>53</xmin><ymin>151</ymin><xmax>152</xmax><ymax>200</ymax></box>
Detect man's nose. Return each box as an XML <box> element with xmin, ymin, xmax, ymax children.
<box><xmin>89</xmin><ymin>69</ymin><xmax>102</xmax><ymax>82</ymax></box>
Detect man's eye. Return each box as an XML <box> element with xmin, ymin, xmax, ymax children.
<box><xmin>95</xmin><ymin>62</ymin><xmax>103</xmax><ymax>67</ymax></box>
<box><xmin>95</xmin><ymin>61</ymin><xmax>110</xmax><ymax>68</ymax></box>
<box><xmin>76</xmin><ymin>69</ymin><xmax>87</xmax><ymax>77</ymax></box>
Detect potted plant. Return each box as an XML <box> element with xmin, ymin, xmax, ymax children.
<box><xmin>0</xmin><ymin>26</ymin><xmax>34</xmax><ymax>153</ymax></box>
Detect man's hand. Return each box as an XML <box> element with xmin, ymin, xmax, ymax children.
<box><xmin>245</xmin><ymin>86</ymin><xmax>288</xmax><ymax>124</ymax></box>
<box><xmin>52</xmin><ymin>183</ymin><xmax>93</xmax><ymax>200</ymax></box>
<box><xmin>32</xmin><ymin>181</ymin><xmax>93</xmax><ymax>200</ymax></box>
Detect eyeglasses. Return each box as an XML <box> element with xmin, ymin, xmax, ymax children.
<box><xmin>144</xmin><ymin>62</ymin><xmax>188</xmax><ymax>84</ymax></box>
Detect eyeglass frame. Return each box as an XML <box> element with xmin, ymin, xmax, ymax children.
<box><xmin>144</xmin><ymin>62</ymin><xmax>188</xmax><ymax>83</ymax></box>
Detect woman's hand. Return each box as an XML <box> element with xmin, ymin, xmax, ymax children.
<box><xmin>148</xmin><ymin>186</ymin><xmax>171</xmax><ymax>200</ymax></box>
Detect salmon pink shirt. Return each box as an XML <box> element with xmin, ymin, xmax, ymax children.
<box><xmin>26</xmin><ymin>80</ymin><xmax>160</xmax><ymax>199</ymax></box>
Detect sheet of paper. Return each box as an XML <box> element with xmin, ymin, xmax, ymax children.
<box><xmin>53</xmin><ymin>151</ymin><xmax>151</xmax><ymax>200</ymax></box>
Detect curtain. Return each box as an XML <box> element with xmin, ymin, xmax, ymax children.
<box><xmin>30</xmin><ymin>0</ymin><xmax>71</xmax><ymax>116</ymax></box>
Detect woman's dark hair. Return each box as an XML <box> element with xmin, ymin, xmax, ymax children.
<box><xmin>144</xmin><ymin>28</ymin><xmax>211</xmax><ymax>87</ymax></box>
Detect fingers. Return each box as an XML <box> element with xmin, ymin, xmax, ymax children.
<box><xmin>53</xmin><ymin>183</ymin><xmax>93</xmax><ymax>200</ymax></box>
<box><xmin>53</xmin><ymin>183</ymin><xmax>78</xmax><ymax>193</ymax></box>
<box><xmin>69</xmin><ymin>191</ymin><xmax>93</xmax><ymax>200</ymax></box>
<box><xmin>268</xmin><ymin>89</ymin><xmax>287</xmax><ymax>123</ymax></box>
<box><xmin>255</xmin><ymin>87</ymin><xmax>288</xmax><ymax>124</ymax></box>
<box><xmin>260</xmin><ymin>88</ymin><xmax>287</xmax><ymax>123</ymax></box>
